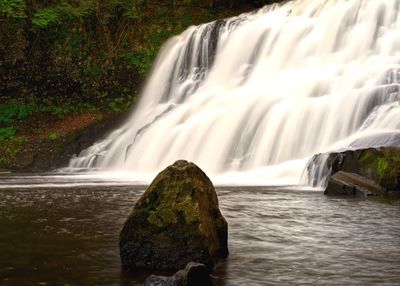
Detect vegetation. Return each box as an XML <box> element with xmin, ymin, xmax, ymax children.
<box><xmin>0</xmin><ymin>127</ymin><xmax>16</xmax><ymax>141</ymax></box>
<box><xmin>376</xmin><ymin>157</ymin><xmax>389</xmax><ymax>182</ymax></box>
<box><xmin>0</xmin><ymin>0</ymin><xmax>277</xmax><ymax>169</ymax></box>
<box><xmin>0</xmin><ymin>104</ymin><xmax>30</xmax><ymax>125</ymax></box>
<box><xmin>0</xmin><ymin>0</ymin><xmax>252</xmax><ymax>117</ymax></box>
<box><xmin>1</xmin><ymin>0</ymin><xmax>248</xmax><ymax>107</ymax></box>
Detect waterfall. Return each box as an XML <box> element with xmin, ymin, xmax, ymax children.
<box><xmin>69</xmin><ymin>0</ymin><xmax>400</xmax><ymax>186</ymax></box>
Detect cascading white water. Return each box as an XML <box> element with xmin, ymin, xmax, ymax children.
<box><xmin>69</xmin><ymin>0</ymin><xmax>400</xmax><ymax>186</ymax></box>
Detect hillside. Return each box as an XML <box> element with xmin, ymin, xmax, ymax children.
<box><xmin>0</xmin><ymin>0</ymin><xmax>284</xmax><ymax>169</ymax></box>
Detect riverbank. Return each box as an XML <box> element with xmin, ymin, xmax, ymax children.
<box><xmin>0</xmin><ymin>110</ymin><xmax>128</xmax><ymax>170</ymax></box>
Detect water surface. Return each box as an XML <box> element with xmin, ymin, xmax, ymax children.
<box><xmin>0</xmin><ymin>176</ymin><xmax>399</xmax><ymax>285</ymax></box>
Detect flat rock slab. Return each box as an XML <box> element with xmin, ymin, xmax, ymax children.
<box><xmin>325</xmin><ymin>171</ymin><xmax>384</xmax><ymax>196</ymax></box>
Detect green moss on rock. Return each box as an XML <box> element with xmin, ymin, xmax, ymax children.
<box><xmin>119</xmin><ymin>160</ymin><xmax>228</xmax><ymax>271</ymax></box>
<box><xmin>376</xmin><ymin>157</ymin><xmax>389</xmax><ymax>182</ymax></box>
<box><xmin>322</xmin><ymin>147</ymin><xmax>400</xmax><ymax>198</ymax></box>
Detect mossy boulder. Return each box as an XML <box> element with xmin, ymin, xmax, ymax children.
<box><xmin>119</xmin><ymin>160</ymin><xmax>228</xmax><ymax>271</ymax></box>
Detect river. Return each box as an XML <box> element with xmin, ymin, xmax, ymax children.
<box><xmin>1</xmin><ymin>173</ymin><xmax>399</xmax><ymax>285</ymax></box>
<box><xmin>3</xmin><ymin>0</ymin><xmax>400</xmax><ymax>285</ymax></box>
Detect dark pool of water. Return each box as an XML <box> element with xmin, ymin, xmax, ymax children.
<box><xmin>0</xmin><ymin>182</ymin><xmax>399</xmax><ymax>285</ymax></box>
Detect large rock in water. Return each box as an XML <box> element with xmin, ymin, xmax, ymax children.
<box><xmin>119</xmin><ymin>160</ymin><xmax>228</xmax><ymax>271</ymax></box>
<box><xmin>307</xmin><ymin>147</ymin><xmax>400</xmax><ymax>196</ymax></box>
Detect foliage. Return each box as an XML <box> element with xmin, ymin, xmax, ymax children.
<box><xmin>108</xmin><ymin>95</ymin><xmax>134</xmax><ymax>112</ymax></box>
<box><xmin>0</xmin><ymin>127</ymin><xmax>16</xmax><ymax>141</ymax></box>
<box><xmin>122</xmin><ymin>50</ymin><xmax>158</xmax><ymax>78</ymax></box>
<box><xmin>0</xmin><ymin>0</ymin><xmax>26</xmax><ymax>19</ymax></box>
<box><xmin>56</xmin><ymin>1</ymin><xmax>91</xmax><ymax>20</ymax></box>
<box><xmin>32</xmin><ymin>101</ymin><xmax>96</xmax><ymax>118</ymax></box>
<box><xmin>0</xmin><ymin>104</ymin><xmax>31</xmax><ymax>125</ymax></box>
<box><xmin>1</xmin><ymin>0</ymin><xmax>245</xmax><ymax>115</ymax></box>
<box><xmin>32</xmin><ymin>8</ymin><xmax>59</xmax><ymax>29</ymax></box>
<box><xmin>35</xmin><ymin>104</ymin><xmax>73</xmax><ymax>119</ymax></box>
<box><xmin>48</xmin><ymin>131</ymin><xmax>59</xmax><ymax>140</ymax></box>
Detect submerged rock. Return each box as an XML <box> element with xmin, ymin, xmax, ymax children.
<box><xmin>119</xmin><ymin>160</ymin><xmax>228</xmax><ymax>271</ymax></box>
<box><xmin>143</xmin><ymin>262</ymin><xmax>213</xmax><ymax>286</ymax></box>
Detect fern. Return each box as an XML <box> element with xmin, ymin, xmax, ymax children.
<box><xmin>32</xmin><ymin>8</ymin><xmax>59</xmax><ymax>29</ymax></box>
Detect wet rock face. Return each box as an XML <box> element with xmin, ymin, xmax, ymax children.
<box><xmin>311</xmin><ymin>147</ymin><xmax>400</xmax><ymax>196</ymax></box>
<box><xmin>119</xmin><ymin>160</ymin><xmax>228</xmax><ymax>271</ymax></box>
